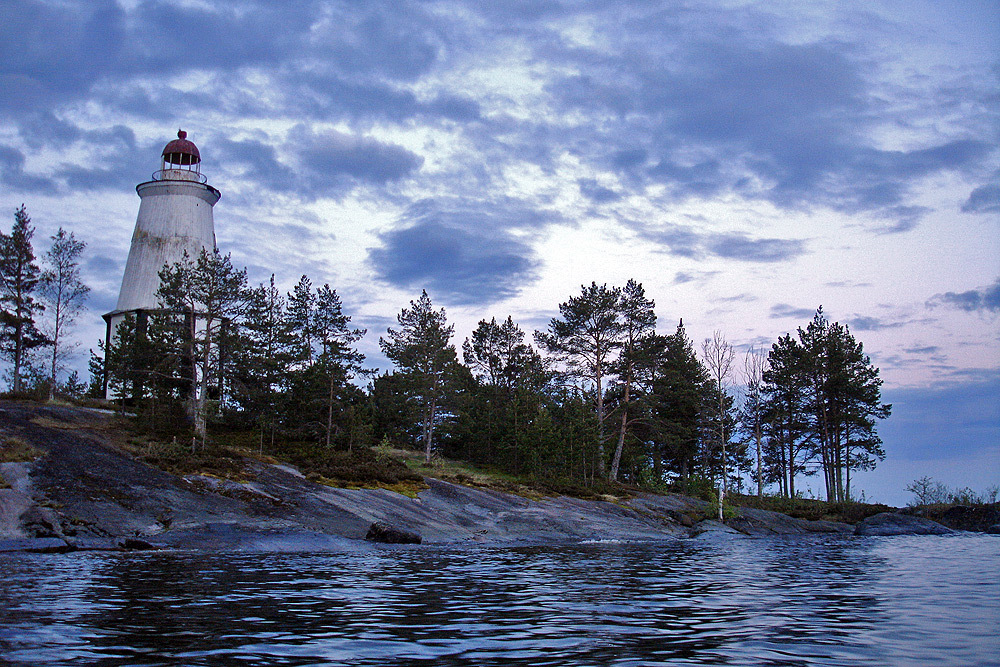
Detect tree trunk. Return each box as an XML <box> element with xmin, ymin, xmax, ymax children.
<box><xmin>845</xmin><ymin>437</ymin><xmax>852</xmax><ymax>502</ymax></box>
<box><xmin>424</xmin><ymin>394</ymin><xmax>437</xmax><ymax>464</ymax></box>
<box><xmin>755</xmin><ymin>423</ymin><xmax>763</xmax><ymax>497</ymax></box>
<box><xmin>12</xmin><ymin>320</ymin><xmax>24</xmax><ymax>394</ymax></box>
<box><xmin>610</xmin><ymin>409</ymin><xmax>626</xmax><ymax>482</ymax></box>
<box><xmin>595</xmin><ymin>370</ymin><xmax>606</xmax><ymax>478</ymax></box>
<box><xmin>326</xmin><ymin>369</ymin><xmax>335</xmax><ymax>448</ymax></box>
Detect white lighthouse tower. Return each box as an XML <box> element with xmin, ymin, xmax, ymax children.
<box><xmin>103</xmin><ymin>130</ymin><xmax>220</xmax><ymax>392</ymax></box>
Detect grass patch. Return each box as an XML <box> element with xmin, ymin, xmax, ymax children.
<box><xmin>282</xmin><ymin>442</ymin><xmax>424</xmax><ymax>487</ymax></box>
<box><xmin>389</xmin><ymin>448</ymin><xmax>635</xmax><ymax>501</ymax></box>
<box><xmin>729</xmin><ymin>493</ymin><xmax>893</xmax><ymax>524</ymax></box>
<box><xmin>120</xmin><ymin>435</ymin><xmax>249</xmax><ymax>480</ymax></box>
<box><xmin>1</xmin><ymin>437</ymin><xmax>44</xmax><ymax>463</ymax></box>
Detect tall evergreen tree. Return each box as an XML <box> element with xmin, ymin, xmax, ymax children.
<box><xmin>608</xmin><ymin>279</ymin><xmax>656</xmax><ymax>481</ymax></box>
<box><xmin>156</xmin><ymin>248</ymin><xmax>250</xmax><ymax>443</ymax></box>
<box><xmin>648</xmin><ymin>320</ymin><xmax>710</xmax><ymax>482</ymax></box>
<box><xmin>796</xmin><ymin>309</ymin><xmax>891</xmax><ymax>501</ymax></box>
<box><xmin>39</xmin><ymin>227</ymin><xmax>89</xmax><ymax>398</ymax></box>
<box><xmin>762</xmin><ymin>333</ymin><xmax>813</xmax><ymax>497</ymax></box>
<box><xmin>1</xmin><ymin>206</ymin><xmax>49</xmax><ymax>393</ymax></box>
<box><xmin>286</xmin><ymin>275</ymin><xmax>315</xmax><ymax>369</ymax></box>
<box><xmin>535</xmin><ymin>282</ymin><xmax>624</xmax><ymax>478</ymax></box>
<box><xmin>380</xmin><ymin>290</ymin><xmax>459</xmax><ymax>463</ymax></box>
<box><xmin>228</xmin><ymin>275</ymin><xmax>295</xmax><ymax>445</ymax></box>
<box><xmin>313</xmin><ymin>284</ymin><xmax>368</xmax><ymax>448</ymax></box>
<box><xmin>460</xmin><ymin>316</ymin><xmax>548</xmax><ymax>471</ymax></box>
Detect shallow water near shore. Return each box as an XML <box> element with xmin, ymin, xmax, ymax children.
<box><xmin>1</xmin><ymin>534</ymin><xmax>998</xmax><ymax>666</ymax></box>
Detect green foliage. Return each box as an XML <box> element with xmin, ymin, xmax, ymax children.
<box><xmin>760</xmin><ymin>308</ymin><xmax>891</xmax><ymax>502</ymax></box>
<box><xmin>906</xmin><ymin>476</ymin><xmax>1000</xmax><ymax>507</ymax></box>
<box><xmin>705</xmin><ymin>495</ymin><xmax>740</xmax><ymax>521</ymax></box>
<box><xmin>138</xmin><ymin>438</ymin><xmax>246</xmax><ymax>479</ymax></box>
<box><xmin>91</xmin><ymin>260</ymin><xmax>893</xmax><ymax>504</ymax></box>
<box><xmin>535</xmin><ymin>282</ymin><xmax>624</xmax><ymax>478</ymax></box>
<box><xmin>730</xmin><ymin>492</ymin><xmax>893</xmax><ymax>523</ymax></box>
<box><xmin>379</xmin><ymin>290</ymin><xmax>460</xmax><ymax>463</ymax></box>
<box><xmin>1</xmin><ymin>205</ymin><xmax>49</xmax><ymax>394</ymax></box>
<box><xmin>669</xmin><ymin>475</ymin><xmax>716</xmax><ymax>502</ymax></box>
<box><xmin>277</xmin><ymin>440</ymin><xmax>423</xmax><ymax>486</ymax></box>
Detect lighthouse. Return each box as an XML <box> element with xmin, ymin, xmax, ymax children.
<box><xmin>103</xmin><ymin>130</ymin><xmax>220</xmax><ymax>394</ymax></box>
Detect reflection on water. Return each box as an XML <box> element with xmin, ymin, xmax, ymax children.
<box><xmin>1</xmin><ymin>535</ymin><xmax>998</xmax><ymax>666</ymax></box>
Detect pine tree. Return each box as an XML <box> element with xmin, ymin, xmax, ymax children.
<box><xmin>380</xmin><ymin>290</ymin><xmax>459</xmax><ymax>463</ymax></box>
<box><xmin>461</xmin><ymin>316</ymin><xmax>548</xmax><ymax>471</ymax></box>
<box><xmin>230</xmin><ymin>275</ymin><xmax>295</xmax><ymax>447</ymax></box>
<box><xmin>0</xmin><ymin>205</ymin><xmax>48</xmax><ymax>393</ymax></box>
<box><xmin>313</xmin><ymin>284</ymin><xmax>367</xmax><ymax>448</ymax></box>
<box><xmin>795</xmin><ymin>309</ymin><xmax>891</xmax><ymax>501</ymax></box>
<box><xmin>535</xmin><ymin>282</ymin><xmax>624</xmax><ymax>478</ymax></box>
<box><xmin>286</xmin><ymin>275</ymin><xmax>315</xmax><ymax>369</ymax></box>
<box><xmin>649</xmin><ymin>320</ymin><xmax>709</xmax><ymax>483</ymax></box>
<box><xmin>762</xmin><ymin>333</ymin><xmax>813</xmax><ymax>498</ymax></box>
<box><xmin>156</xmin><ymin>249</ymin><xmax>250</xmax><ymax>443</ymax></box>
<box><xmin>609</xmin><ymin>279</ymin><xmax>656</xmax><ymax>481</ymax></box>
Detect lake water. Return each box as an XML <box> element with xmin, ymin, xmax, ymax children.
<box><xmin>1</xmin><ymin>534</ymin><xmax>998</xmax><ymax>666</ymax></box>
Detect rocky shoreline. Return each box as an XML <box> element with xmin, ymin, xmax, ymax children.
<box><xmin>1</xmin><ymin>402</ymin><xmax>992</xmax><ymax>554</ymax></box>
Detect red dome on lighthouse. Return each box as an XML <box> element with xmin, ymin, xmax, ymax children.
<box><xmin>162</xmin><ymin>129</ymin><xmax>201</xmax><ymax>166</ymax></box>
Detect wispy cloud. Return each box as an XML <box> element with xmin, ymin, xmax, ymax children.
<box><xmin>928</xmin><ymin>279</ymin><xmax>1000</xmax><ymax>313</ymax></box>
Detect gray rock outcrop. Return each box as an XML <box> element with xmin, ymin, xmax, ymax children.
<box><xmin>854</xmin><ymin>512</ymin><xmax>954</xmax><ymax>536</ymax></box>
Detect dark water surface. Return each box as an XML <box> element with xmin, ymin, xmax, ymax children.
<box><xmin>1</xmin><ymin>534</ymin><xmax>997</xmax><ymax>666</ymax></box>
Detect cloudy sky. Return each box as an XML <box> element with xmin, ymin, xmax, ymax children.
<box><xmin>2</xmin><ymin>0</ymin><xmax>997</xmax><ymax>504</ymax></box>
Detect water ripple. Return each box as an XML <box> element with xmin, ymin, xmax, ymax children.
<box><xmin>1</xmin><ymin>535</ymin><xmax>998</xmax><ymax>665</ymax></box>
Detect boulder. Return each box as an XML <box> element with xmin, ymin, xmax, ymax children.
<box><xmin>986</xmin><ymin>524</ymin><xmax>1000</xmax><ymax>535</ymax></box>
<box><xmin>365</xmin><ymin>521</ymin><xmax>422</xmax><ymax>544</ymax></box>
<box><xmin>118</xmin><ymin>537</ymin><xmax>158</xmax><ymax>551</ymax></box>
<box><xmin>690</xmin><ymin>520</ymin><xmax>745</xmax><ymax>539</ymax></box>
<box><xmin>855</xmin><ymin>512</ymin><xmax>954</xmax><ymax>536</ymax></box>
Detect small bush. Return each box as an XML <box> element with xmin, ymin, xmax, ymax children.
<box><xmin>668</xmin><ymin>476</ymin><xmax>716</xmax><ymax>501</ymax></box>
<box><xmin>729</xmin><ymin>493</ymin><xmax>892</xmax><ymax>523</ymax></box>
<box><xmin>276</xmin><ymin>441</ymin><xmax>423</xmax><ymax>486</ymax></box>
<box><xmin>140</xmin><ymin>439</ymin><xmax>247</xmax><ymax>479</ymax></box>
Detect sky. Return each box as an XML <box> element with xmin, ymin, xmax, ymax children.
<box><xmin>1</xmin><ymin>0</ymin><xmax>997</xmax><ymax>505</ymax></box>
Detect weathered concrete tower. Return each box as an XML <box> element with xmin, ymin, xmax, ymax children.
<box><xmin>102</xmin><ymin>131</ymin><xmax>220</xmax><ymax>400</ymax></box>
<box><xmin>103</xmin><ymin>130</ymin><xmax>220</xmax><ymax>344</ymax></box>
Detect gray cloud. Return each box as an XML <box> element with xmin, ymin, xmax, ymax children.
<box><xmin>849</xmin><ymin>316</ymin><xmax>906</xmax><ymax>331</ymax></box>
<box><xmin>542</xmin><ymin>11</ymin><xmax>994</xmax><ymax>214</ymax></box>
<box><xmin>578</xmin><ymin>178</ymin><xmax>621</xmax><ymax>203</ymax></box>
<box><xmin>0</xmin><ymin>144</ymin><xmax>57</xmax><ymax>193</ymax></box>
<box><xmin>634</xmin><ymin>221</ymin><xmax>806</xmax><ymax>263</ymax></box>
<box><xmin>928</xmin><ymin>279</ymin><xmax>1000</xmax><ymax>313</ymax></box>
<box><xmin>672</xmin><ymin>271</ymin><xmax>719</xmax><ymax>285</ymax></box>
<box><xmin>962</xmin><ymin>184</ymin><xmax>1000</xmax><ymax>214</ymax></box>
<box><xmin>707</xmin><ymin>234</ymin><xmax>806</xmax><ymax>263</ymax></box>
<box><xmin>770</xmin><ymin>304</ymin><xmax>818</xmax><ymax>320</ymax></box>
<box><xmin>286</xmin><ymin>126</ymin><xmax>423</xmax><ymax>198</ymax></box>
<box><xmin>903</xmin><ymin>345</ymin><xmax>940</xmax><ymax>355</ymax></box>
<box><xmin>368</xmin><ymin>200</ymin><xmax>549</xmax><ymax>305</ymax></box>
